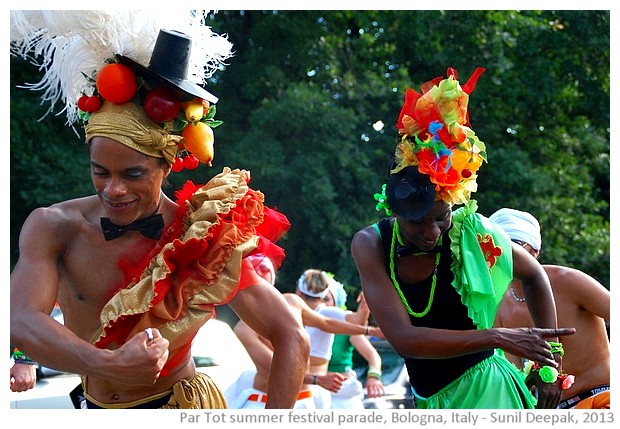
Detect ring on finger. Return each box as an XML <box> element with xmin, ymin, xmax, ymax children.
<box><xmin>145</xmin><ymin>327</ymin><xmax>154</xmax><ymax>342</ymax></box>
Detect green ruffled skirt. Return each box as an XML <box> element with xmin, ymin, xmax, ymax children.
<box><xmin>413</xmin><ymin>351</ymin><xmax>535</xmax><ymax>409</ymax></box>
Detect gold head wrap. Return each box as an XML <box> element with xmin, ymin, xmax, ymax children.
<box><xmin>85</xmin><ymin>101</ymin><xmax>181</xmax><ymax>166</ymax></box>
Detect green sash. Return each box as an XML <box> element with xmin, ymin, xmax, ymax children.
<box><xmin>449</xmin><ymin>200</ymin><xmax>513</xmax><ymax>329</ymax></box>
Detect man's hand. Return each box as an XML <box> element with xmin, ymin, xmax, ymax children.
<box><xmin>102</xmin><ymin>328</ymin><xmax>170</xmax><ymax>387</ymax></box>
<box><xmin>10</xmin><ymin>362</ymin><xmax>37</xmax><ymax>392</ymax></box>
<box><xmin>494</xmin><ymin>327</ymin><xmax>575</xmax><ymax>368</ymax></box>
<box><xmin>317</xmin><ymin>372</ymin><xmax>346</xmax><ymax>393</ymax></box>
<box><xmin>368</xmin><ymin>325</ymin><xmax>384</xmax><ymax>339</ymax></box>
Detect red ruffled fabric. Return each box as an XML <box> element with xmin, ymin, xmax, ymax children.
<box><xmin>92</xmin><ymin>171</ymin><xmax>290</xmax><ymax>375</ymax></box>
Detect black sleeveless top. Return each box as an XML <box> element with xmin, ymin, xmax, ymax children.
<box><xmin>376</xmin><ymin>218</ymin><xmax>492</xmax><ymax>397</ymax></box>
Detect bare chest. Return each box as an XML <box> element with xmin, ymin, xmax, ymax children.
<box><xmin>57</xmin><ymin>229</ymin><xmax>157</xmax><ymax>338</ymax></box>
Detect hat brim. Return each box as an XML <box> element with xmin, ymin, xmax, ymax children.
<box><xmin>116</xmin><ymin>55</ymin><xmax>219</xmax><ymax>104</ymax></box>
<box><xmin>386</xmin><ymin>166</ymin><xmax>436</xmax><ymax>220</ymax></box>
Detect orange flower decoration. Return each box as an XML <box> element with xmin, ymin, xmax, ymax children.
<box><xmin>477</xmin><ymin>233</ymin><xmax>503</xmax><ymax>269</ymax></box>
<box><xmin>392</xmin><ymin>67</ymin><xmax>488</xmax><ymax>206</ymax></box>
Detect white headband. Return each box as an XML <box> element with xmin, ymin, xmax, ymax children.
<box><xmin>489</xmin><ymin>208</ymin><xmax>541</xmax><ymax>251</ymax></box>
<box><xmin>297</xmin><ymin>271</ymin><xmax>330</xmax><ymax>299</ymax></box>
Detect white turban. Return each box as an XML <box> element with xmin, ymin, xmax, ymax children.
<box><xmin>489</xmin><ymin>208</ymin><xmax>542</xmax><ymax>251</ymax></box>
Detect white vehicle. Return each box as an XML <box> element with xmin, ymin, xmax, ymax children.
<box><xmin>9</xmin><ymin>317</ymin><xmax>255</xmax><ymax>409</ymax></box>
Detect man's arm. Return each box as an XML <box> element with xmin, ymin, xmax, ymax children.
<box><xmin>283</xmin><ymin>293</ymin><xmax>376</xmax><ymax>336</ymax></box>
<box><xmin>234</xmin><ymin>316</ymin><xmax>346</xmax><ymax>395</ymax></box>
<box><xmin>512</xmin><ymin>243</ymin><xmax>568</xmax><ymax>409</ymax></box>
<box><xmin>230</xmin><ymin>279</ymin><xmax>310</xmax><ymax>408</ymax></box>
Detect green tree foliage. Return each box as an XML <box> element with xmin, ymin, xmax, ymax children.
<box><xmin>10</xmin><ymin>11</ymin><xmax>609</xmax><ymax>302</ymax></box>
<box><xmin>10</xmin><ymin>58</ymin><xmax>92</xmax><ymax>266</ymax></box>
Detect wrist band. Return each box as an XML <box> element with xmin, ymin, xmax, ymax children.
<box><xmin>13</xmin><ymin>347</ymin><xmax>37</xmax><ymax>366</ymax></box>
<box><xmin>367</xmin><ymin>368</ymin><xmax>382</xmax><ymax>380</ymax></box>
<box><xmin>523</xmin><ymin>360</ymin><xmax>575</xmax><ymax>390</ymax></box>
<box><xmin>312</xmin><ymin>374</ymin><xmax>318</xmax><ymax>385</ymax></box>
<box><xmin>365</xmin><ymin>325</ymin><xmax>370</xmax><ymax>335</ymax></box>
<box><xmin>548</xmin><ymin>341</ymin><xmax>564</xmax><ymax>356</ymax></box>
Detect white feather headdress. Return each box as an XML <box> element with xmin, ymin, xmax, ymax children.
<box><xmin>10</xmin><ymin>10</ymin><xmax>233</xmax><ymax>125</ymax></box>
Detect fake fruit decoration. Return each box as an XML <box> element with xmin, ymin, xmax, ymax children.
<box><xmin>77</xmin><ymin>95</ymin><xmax>102</xmax><ymax>113</ymax></box>
<box><xmin>182</xmin><ymin>121</ymin><xmax>215</xmax><ymax>166</ymax></box>
<box><xmin>171</xmin><ymin>157</ymin><xmax>185</xmax><ymax>173</ymax></box>
<box><xmin>183</xmin><ymin>154</ymin><xmax>200</xmax><ymax>170</ymax></box>
<box><xmin>143</xmin><ymin>86</ymin><xmax>182</xmax><ymax>123</ymax></box>
<box><xmin>96</xmin><ymin>63</ymin><xmax>137</xmax><ymax>104</ymax></box>
<box><xmin>182</xmin><ymin>97</ymin><xmax>207</xmax><ymax>122</ymax></box>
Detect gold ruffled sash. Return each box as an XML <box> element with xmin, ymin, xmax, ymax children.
<box><xmin>92</xmin><ymin>167</ymin><xmax>269</xmax><ymax>375</ymax></box>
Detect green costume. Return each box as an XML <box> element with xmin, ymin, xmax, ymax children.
<box><xmin>380</xmin><ymin>201</ymin><xmax>536</xmax><ymax>409</ymax></box>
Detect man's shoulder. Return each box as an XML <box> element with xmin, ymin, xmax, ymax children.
<box><xmin>543</xmin><ymin>264</ymin><xmax>607</xmax><ymax>293</ymax></box>
<box><xmin>27</xmin><ymin>195</ymin><xmax>98</xmax><ymax>228</ymax></box>
<box><xmin>543</xmin><ymin>264</ymin><xmax>586</xmax><ymax>284</ymax></box>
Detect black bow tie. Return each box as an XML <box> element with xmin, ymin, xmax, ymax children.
<box><xmin>100</xmin><ymin>213</ymin><xmax>164</xmax><ymax>241</ymax></box>
<box><xmin>396</xmin><ymin>244</ymin><xmax>432</xmax><ymax>258</ymax></box>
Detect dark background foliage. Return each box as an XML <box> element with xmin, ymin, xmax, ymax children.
<box><xmin>10</xmin><ymin>10</ymin><xmax>609</xmax><ymax>314</ymax></box>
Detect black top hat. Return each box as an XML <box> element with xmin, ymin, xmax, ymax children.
<box><xmin>386</xmin><ymin>163</ymin><xmax>436</xmax><ymax>220</ymax></box>
<box><xmin>117</xmin><ymin>29</ymin><xmax>219</xmax><ymax>104</ymax></box>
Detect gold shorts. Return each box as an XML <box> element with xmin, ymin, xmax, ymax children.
<box><xmin>83</xmin><ymin>372</ymin><xmax>227</xmax><ymax>409</ymax></box>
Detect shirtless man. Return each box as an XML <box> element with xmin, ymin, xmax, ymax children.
<box><xmin>10</xmin><ymin>15</ymin><xmax>309</xmax><ymax>409</ymax></box>
<box><xmin>491</xmin><ymin>208</ymin><xmax>610</xmax><ymax>409</ymax></box>
<box><xmin>10</xmin><ymin>135</ymin><xmax>310</xmax><ymax>410</ymax></box>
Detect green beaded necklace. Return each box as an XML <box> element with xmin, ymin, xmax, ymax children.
<box><xmin>390</xmin><ymin>220</ymin><xmax>441</xmax><ymax>318</ymax></box>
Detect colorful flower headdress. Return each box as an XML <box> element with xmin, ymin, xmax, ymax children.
<box><xmin>392</xmin><ymin>67</ymin><xmax>487</xmax><ymax>206</ymax></box>
<box><xmin>10</xmin><ymin>10</ymin><xmax>233</xmax><ymax>171</ymax></box>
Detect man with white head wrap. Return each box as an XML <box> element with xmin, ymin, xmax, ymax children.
<box><xmin>489</xmin><ymin>208</ymin><xmax>542</xmax><ymax>251</ymax></box>
<box><xmin>491</xmin><ymin>208</ymin><xmax>610</xmax><ymax>409</ymax></box>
